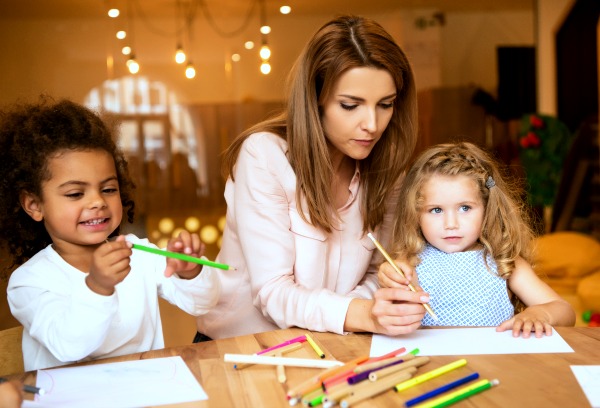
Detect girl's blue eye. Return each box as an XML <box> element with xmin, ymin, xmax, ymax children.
<box><xmin>460</xmin><ymin>205</ymin><xmax>471</xmax><ymax>212</ymax></box>
<box><xmin>430</xmin><ymin>208</ymin><xmax>442</xmax><ymax>214</ymax></box>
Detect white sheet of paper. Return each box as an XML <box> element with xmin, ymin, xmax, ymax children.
<box><xmin>370</xmin><ymin>327</ymin><xmax>574</xmax><ymax>356</ymax></box>
<box><xmin>31</xmin><ymin>356</ymin><xmax>207</xmax><ymax>408</ymax></box>
<box><xmin>571</xmin><ymin>366</ymin><xmax>600</xmax><ymax>408</ymax></box>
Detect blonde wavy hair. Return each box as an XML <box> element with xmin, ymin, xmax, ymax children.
<box><xmin>392</xmin><ymin>142</ymin><xmax>535</xmax><ymax>284</ymax></box>
<box><xmin>222</xmin><ymin>15</ymin><xmax>418</xmax><ymax>233</ymax></box>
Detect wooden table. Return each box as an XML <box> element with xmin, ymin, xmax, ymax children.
<box><xmin>13</xmin><ymin>327</ymin><xmax>600</xmax><ymax>407</ymax></box>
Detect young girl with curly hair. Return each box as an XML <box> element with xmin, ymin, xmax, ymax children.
<box><xmin>378</xmin><ymin>142</ymin><xmax>575</xmax><ymax>338</ymax></box>
<box><xmin>0</xmin><ymin>97</ymin><xmax>219</xmax><ymax>370</ymax></box>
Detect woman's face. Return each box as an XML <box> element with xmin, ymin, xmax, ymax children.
<box><xmin>321</xmin><ymin>67</ymin><xmax>396</xmax><ymax>166</ymax></box>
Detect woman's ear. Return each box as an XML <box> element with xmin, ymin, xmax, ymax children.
<box><xmin>19</xmin><ymin>192</ymin><xmax>44</xmax><ymax>222</ymax></box>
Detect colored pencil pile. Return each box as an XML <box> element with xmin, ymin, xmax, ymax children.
<box><xmin>285</xmin><ymin>353</ymin><xmax>499</xmax><ymax>408</ymax></box>
<box><xmin>224</xmin><ymin>333</ymin><xmax>500</xmax><ymax>407</ymax></box>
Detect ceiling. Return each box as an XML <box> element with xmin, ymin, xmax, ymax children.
<box><xmin>0</xmin><ymin>0</ymin><xmax>534</xmax><ymax>20</ymax></box>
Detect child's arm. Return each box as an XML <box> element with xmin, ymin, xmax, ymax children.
<box><xmin>0</xmin><ymin>380</ymin><xmax>23</xmax><ymax>408</ymax></box>
<box><xmin>163</xmin><ymin>230</ymin><xmax>205</xmax><ymax>279</ymax></box>
<box><xmin>496</xmin><ymin>257</ymin><xmax>576</xmax><ymax>338</ymax></box>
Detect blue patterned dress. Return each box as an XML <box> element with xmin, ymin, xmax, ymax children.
<box><xmin>418</xmin><ymin>244</ymin><xmax>514</xmax><ymax>326</ymax></box>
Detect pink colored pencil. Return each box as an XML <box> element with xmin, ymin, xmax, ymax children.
<box><xmin>358</xmin><ymin>347</ymin><xmax>406</xmax><ymax>365</ymax></box>
<box><xmin>256</xmin><ymin>335</ymin><xmax>307</xmax><ymax>355</ymax></box>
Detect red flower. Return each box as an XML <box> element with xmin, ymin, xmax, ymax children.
<box><xmin>527</xmin><ymin>131</ymin><xmax>541</xmax><ymax>147</ymax></box>
<box><xmin>529</xmin><ymin>115</ymin><xmax>544</xmax><ymax>129</ymax></box>
<box><xmin>520</xmin><ymin>131</ymin><xmax>541</xmax><ymax>149</ymax></box>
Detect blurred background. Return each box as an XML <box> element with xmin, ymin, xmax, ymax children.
<box><xmin>1</xmin><ymin>0</ymin><xmax>599</xmax><ymax>344</ymax></box>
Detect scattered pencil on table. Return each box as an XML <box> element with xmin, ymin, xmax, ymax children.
<box><xmin>367</xmin><ymin>233</ymin><xmax>438</xmax><ymax>320</ymax></box>
<box><xmin>131</xmin><ymin>243</ymin><xmax>236</xmax><ymax>271</ymax></box>
<box><xmin>415</xmin><ymin>378</ymin><xmax>499</xmax><ymax>408</ymax></box>
<box><xmin>234</xmin><ymin>342</ymin><xmax>303</xmax><ymax>369</ymax></box>
<box><xmin>305</xmin><ymin>333</ymin><xmax>326</xmax><ymax>359</ymax></box>
<box><xmin>257</xmin><ymin>335</ymin><xmax>307</xmax><ymax>355</ymax></box>
<box><xmin>338</xmin><ymin>367</ymin><xmax>417</xmax><ymax>408</ymax></box>
<box><xmin>224</xmin><ymin>353</ymin><xmax>343</xmax><ymax>369</ymax></box>
<box><xmin>276</xmin><ymin>352</ymin><xmax>287</xmax><ymax>384</ymax></box>
<box><xmin>395</xmin><ymin>359</ymin><xmax>468</xmax><ymax>392</ymax></box>
<box><xmin>404</xmin><ymin>372</ymin><xmax>480</xmax><ymax>407</ymax></box>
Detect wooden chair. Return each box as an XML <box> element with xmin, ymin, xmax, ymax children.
<box><xmin>0</xmin><ymin>325</ymin><xmax>24</xmax><ymax>376</ymax></box>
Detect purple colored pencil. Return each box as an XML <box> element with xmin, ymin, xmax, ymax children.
<box><xmin>346</xmin><ymin>358</ymin><xmax>407</xmax><ymax>385</ymax></box>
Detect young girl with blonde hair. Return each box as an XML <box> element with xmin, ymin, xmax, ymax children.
<box><xmin>378</xmin><ymin>142</ymin><xmax>575</xmax><ymax>338</ymax></box>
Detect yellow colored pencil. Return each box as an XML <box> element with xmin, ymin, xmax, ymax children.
<box><xmin>367</xmin><ymin>233</ymin><xmax>438</xmax><ymax>320</ymax></box>
<box><xmin>395</xmin><ymin>359</ymin><xmax>467</xmax><ymax>392</ymax></box>
<box><xmin>305</xmin><ymin>333</ymin><xmax>326</xmax><ymax>359</ymax></box>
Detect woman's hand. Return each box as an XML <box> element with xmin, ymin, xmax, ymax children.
<box><xmin>86</xmin><ymin>235</ymin><xmax>132</xmax><ymax>296</ymax></box>
<box><xmin>164</xmin><ymin>230</ymin><xmax>206</xmax><ymax>279</ymax></box>
<box><xmin>370</xmin><ymin>287</ymin><xmax>428</xmax><ymax>336</ymax></box>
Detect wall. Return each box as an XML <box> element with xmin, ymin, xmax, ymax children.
<box><xmin>0</xmin><ymin>9</ymin><xmax>535</xmax><ymax>106</ymax></box>
<box><xmin>537</xmin><ymin>0</ymin><xmax>576</xmax><ymax>116</ymax></box>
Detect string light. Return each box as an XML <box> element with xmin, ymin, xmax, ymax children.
<box><xmin>127</xmin><ymin>55</ymin><xmax>140</xmax><ymax>74</ymax></box>
<box><xmin>258</xmin><ymin>0</ymin><xmax>271</xmax><ymax>75</ymax></box>
<box><xmin>175</xmin><ymin>44</ymin><xmax>186</xmax><ymax>64</ymax></box>
<box><xmin>260</xmin><ymin>61</ymin><xmax>271</xmax><ymax>75</ymax></box>
<box><xmin>174</xmin><ymin>0</ymin><xmax>187</xmax><ymax>66</ymax></box>
<box><xmin>185</xmin><ymin>62</ymin><xmax>196</xmax><ymax>79</ymax></box>
<box><xmin>105</xmin><ymin>0</ymin><xmax>294</xmax><ymax>78</ymax></box>
<box><xmin>259</xmin><ymin>44</ymin><xmax>271</xmax><ymax>60</ymax></box>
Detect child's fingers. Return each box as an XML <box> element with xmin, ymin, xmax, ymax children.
<box><xmin>378</xmin><ymin>263</ymin><xmax>409</xmax><ymax>287</ymax></box>
<box><xmin>393</xmin><ymin>260</ymin><xmax>415</xmax><ymax>282</ymax></box>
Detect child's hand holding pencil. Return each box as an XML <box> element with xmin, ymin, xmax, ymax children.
<box><xmin>130</xmin><ymin>231</ymin><xmax>236</xmax><ymax>278</ymax></box>
<box><xmin>161</xmin><ymin>230</ymin><xmax>205</xmax><ymax>279</ymax></box>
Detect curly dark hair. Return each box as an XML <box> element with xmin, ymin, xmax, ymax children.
<box><xmin>0</xmin><ymin>96</ymin><xmax>136</xmax><ymax>274</ymax></box>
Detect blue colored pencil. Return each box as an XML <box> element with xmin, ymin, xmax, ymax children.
<box><xmin>404</xmin><ymin>372</ymin><xmax>480</xmax><ymax>407</ymax></box>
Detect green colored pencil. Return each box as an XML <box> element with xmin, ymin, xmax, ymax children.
<box><xmin>132</xmin><ymin>243</ymin><xmax>235</xmax><ymax>270</ymax></box>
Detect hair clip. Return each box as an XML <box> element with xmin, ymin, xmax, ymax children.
<box><xmin>485</xmin><ymin>176</ymin><xmax>496</xmax><ymax>189</ymax></box>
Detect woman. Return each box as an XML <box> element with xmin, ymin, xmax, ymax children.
<box><xmin>195</xmin><ymin>15</ymin><xmax>428</xmax><ymax>340</ymax></box>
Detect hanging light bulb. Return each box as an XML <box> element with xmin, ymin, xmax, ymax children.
<box><xmin>127</xmin><ymin>55</ymin><xmax>139</xmax><ymax>74</ymax></box>
<box><xmin>122</xmin><ymin>45</ymin><xmax>132</xmax><ymax>55</ymax></box>
<box><xmin>108</xmin><ymin>8</ymin><xmax>120</xmax><ymax>18</ymax></box>
<box><xmin>175</xmin><ymin>44</ymin><xmax>186</xmax><ymax>64</ymax></box>
<box><xmin>185</xmin><ymin>62</ymin><xmax>196</xmax><ymax>79</ymax></box>
<box><xmin>260</xmin><ymin>25</ymin><xmax>271</xmax><ymax>35</ymax></box>
<box><xmin>116</xmin><ymin>30</ymin><xmax>126</xmax><ymax>40</ymax></box>
<box><xmin>260</xmin><ymin>61</ymin><xmax>271</xmax><ymax>75</ymax></box>
<box><xmin>259</xmin><ymin>44</ymin><xmax>271</xmax><ymax>60</ymax></box>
